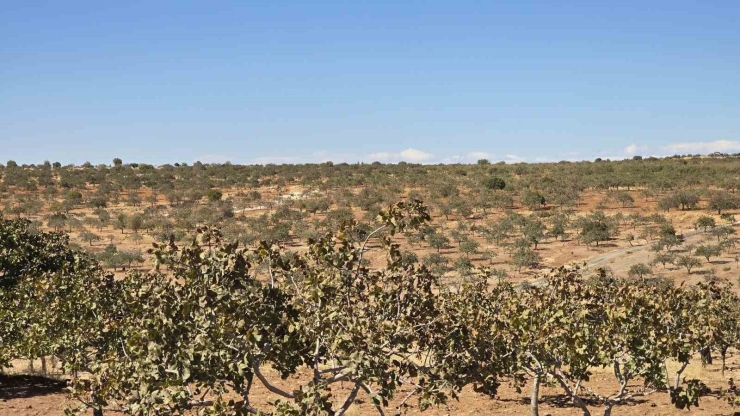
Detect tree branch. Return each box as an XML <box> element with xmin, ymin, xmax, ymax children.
<box><xmin>252</xmin><ymin>361</ymin><xmax>295</xmax><ymax>399</ymax></box>
<box><xmin>674</xmin><ymin>362</ymin><xmax>688</xmax><ymax>390</ymax></box>
<box><xmin>553</xmin><ymin>370</ymin><xmax>592</xmax><ymax>416</ymax></box>
<box><xmin>359</xmin><ymin>382</ymin><xmax>387</xmax><ymax>416</ymax></box>
<box><xmin>335</xmin><ymin>383</ymin><xmax>361</xmax><ymax>416</ymax></box>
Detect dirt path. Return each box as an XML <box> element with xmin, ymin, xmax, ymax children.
<box><xmin>528</xmin><ymin>226</ymin><xmax>725</xmax><ymax>287</ymax></box>
<box><xmin>584</xmin><ymin>227</ymin><xmax>706</xmax><ymax>269</ymax></box>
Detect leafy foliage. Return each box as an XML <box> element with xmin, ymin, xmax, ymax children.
<box><xmin>1</xmin><ymin>199</ymin><xmax>740</xmax><ymax>416</ymax></box>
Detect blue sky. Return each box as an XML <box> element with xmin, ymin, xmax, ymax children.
<box><xmin>1</xmin><ymin>1</ymin><xmax>739</xmax><ymax>165</ymax></box>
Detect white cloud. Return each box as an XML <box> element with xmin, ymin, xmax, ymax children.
<box><xmin>440</xmin><ymin>153</ymin><xmax>522</xmax><ymax>164</ymax></box>
<box><xmin>365</xmin><ymin>148</ymin><xmax>434</xmax><ymax>163</ymax></box>
<box><xmin>623</xmin><ymin>143</ymin><xmax>648</xmax><ymax>156</ymax></box>
<box><xmin>533</xmin><ymin>152</ymin><xmax>584</xmax><ymax>163</ymax></box>
<box><xmin>365</xmin><ymin>151</ymin><xmax>394</xmax><ymax>162</ymax></box>
<box><xmin>504</xmin><ymin>154</ymin><xmax>524</xmax><ymax>163</ymax></box>
<box><xmin>439</xmin><ymin>152</ymin><xmax>490</xmax><ymax>164</ymax></box>
<box><xmin>250</xmin><ymin>144</ymin><xmax>721</xmax><ymax>166</ymax></box>
<box><xmin>662</xmin><ymin>140</ymin><xmax>740</xmax><ymax>154</ymax></box>
<box><xmin>196</xmin><ymin>154</ymin><xmax>231</xmax><ymax>164</ymax></box>
<box><xmin>440</xmin><ymin>155</ymin><xmax>462</xmax><ymax>164</ymax></box>
<box><xmin>252</xmin><ymin>155</ymin><xmax>299</xmax><ymax>164</ymax></box>
<box><xmin>399</xmin><ymin>148</ymin><xmax>434</xmax><ymax>162</ymax></box>
<box><xmin>466</xmin><ymin>151</ymin><xmax>490</xmax><ymax>160</ymax></box>
<box><xmin>253</xmin><ymin>150</ymin><xmax>348</xmax><ymax>165</ymax></box>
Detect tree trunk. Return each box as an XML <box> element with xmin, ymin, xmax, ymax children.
<box><xmin>700</xmin><ymin>346</ymin><xmax>712</xmax><ymax>366</ymax></box>
<box><xmin>554</xmin><ymin>372</ymin><xmax>591</xmax><ymax>416</ymax></box>
<box><xmin>603</xmin><ymin>403</ymin><xmax>613</xmax><ymax>416</ymax></box>
<box><xmin>531</xmin><ymin>376</ymin><xmax>540</xmax><ymax>416</ymax></box>
<box><xmin>673</xmin><ymin>362</ymin><xmax>688</xmax><ymax>389</ymax></box>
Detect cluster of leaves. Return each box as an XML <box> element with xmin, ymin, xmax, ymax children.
<box><xmin>0</xmin><ymin>216</ymin><xmax>118</xmax><ymax>374</ymax></box>
<box><xmin>7</xmin><ymin>156</ymin><xmax>740</xmax><ymax>287</ymax></box>
<box><xmin>6</xmin><ymin>155</ymin><xmax>740</xmax><ymax>228</ymax></box>
<box><xmin>2</xmin><ymin>201</ymin><xmax>740</xmax><ymax>416</ymax></box>
<box><xmin>92</xmin><ymin>244</ymin><xmax>144</xmax><ymax>270</ymax></box>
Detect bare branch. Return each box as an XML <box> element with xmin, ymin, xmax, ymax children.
<box><xmin>359</xmin><ymin>382</ymin><xmax>387</xmax><ymax>416</ymax></box>
<box><xmin>553</xmin><ymin>370</ymin><xmax>592</xmax><ymax>416</ymax></box>
<box><xmin>335</xmin><ymin>383</ymin><xmax>361</xmax><ymax>416</ymax></box>
<box><xmin>673</xmin><ymin>362</ymin><xmax>689</xmax><ymax>390</ymax></box>
<box><xmin>252</xmin><ymin>361</ymin><xmax>295</xmax><ymax>399</ymax></box>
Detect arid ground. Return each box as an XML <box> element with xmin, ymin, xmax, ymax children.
<box><xmin>3</xmin><ymin>160</ymin><xmax>740</xmax><ymax>415</ymax></box>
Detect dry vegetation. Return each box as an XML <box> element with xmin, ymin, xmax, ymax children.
<box><xmin>3</xmin><ymin>155</ymin><xmax>740</xmax><ymax>415</ymax></box>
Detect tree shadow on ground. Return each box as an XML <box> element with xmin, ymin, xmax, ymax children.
<box><xmin>0</xmin><ymin>373</ymin><xmax>67</xmax><ymax>400</ymax></box>
<box><xmin>512</xmin><ymin>393</ymin><xmax>649</xmax><ymax>409</ymax></box>
<box><xmin>545</xmin><ymin>394</ymin><xmax>646</xmax><ymax>408</ymax></box>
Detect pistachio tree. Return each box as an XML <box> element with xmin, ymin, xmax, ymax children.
<box><xmin>68</xmin><ymin>200</ymin><xmax>509</xmax><ymax>415</ymax></box>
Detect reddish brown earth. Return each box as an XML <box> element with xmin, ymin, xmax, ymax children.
<box><xmin>3</xmin><ymin>189</ymin><xmax>740</xmax><ymax>415</ymax></box>
<box><xmin>2</xmin><ymin>352</ymin><xmax>740</xmax><ymax>415</ymax></box>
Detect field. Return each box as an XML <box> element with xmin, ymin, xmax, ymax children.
<box><xmin>3</xmin><ymin>156</ymin><xmax>740</xmax><ymax>415</ymax></box>
<box><xmin>2</xmin><ymin>358</ymin><xmax>740</xmax><ymax>415</ymax></box>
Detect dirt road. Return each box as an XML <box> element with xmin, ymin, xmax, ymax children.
<box><xmin>529</xmin><ymin>225</ymin><xmax>727</xmax><ymax>287</ymax></box>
